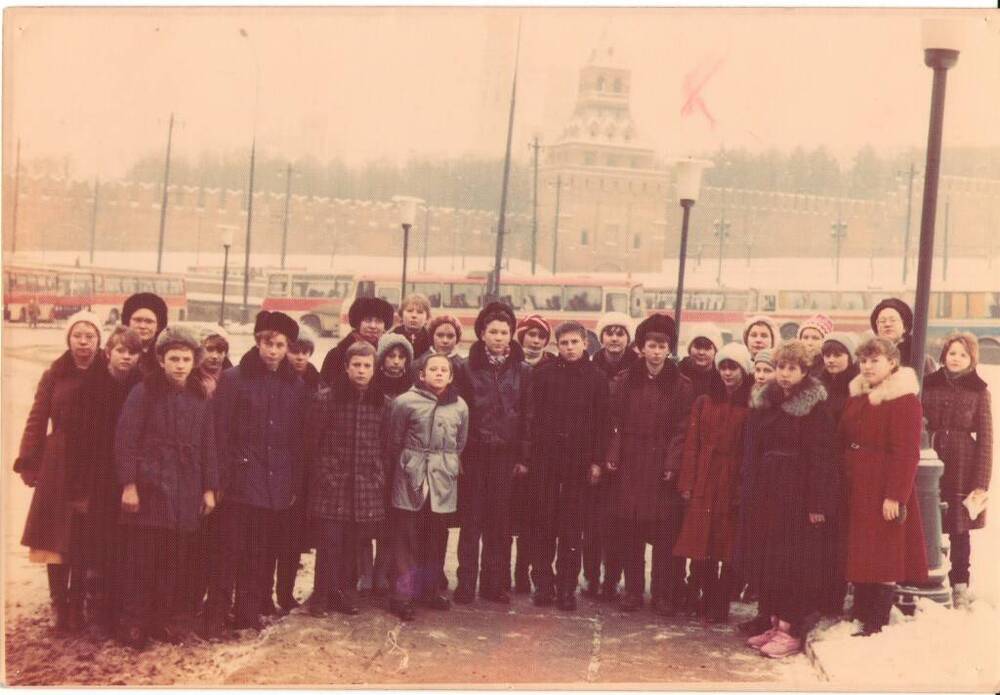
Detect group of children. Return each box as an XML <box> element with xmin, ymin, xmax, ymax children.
<box><xmin>15</xmin><ymin>290</ymin><xmax>992</xmax><ymax>660</ymax></box>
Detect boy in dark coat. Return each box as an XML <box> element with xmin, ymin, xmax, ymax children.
<box><xmin>526</xmin><ymin>321</ymin><xmax>609</xmax><ymax>611</ymax></box>
<box><xmin>455</xmin><ymin>302</ymin><xmax>531</xmax><ymax>604</ymax></box>
<box><xmin>604</xmin><ymin>314</ymin><xmax>693</xmax><ymax>614</ymax></box>
<box><xmin>115</xmin><ymin>326</ymin><xmax>218</xmax><ymax>649</ymax></box>
<box><xmin>121</xmin><ymin>292</ymin><xmax>169</xmax><ymax>376</ymax></box>
<box><xmin>204</xmin><ymin>311</ymin><xmax>306</xmax><ymax>637</ymax></box>
<box><xmin>320</xmin><ymin>296</ymin><xmax>394</xmax><ymax>384</ymax></box>
<box><xmin>306</xmin><ymin>341</ymin><xmax>390</xmax><ymax>616</ymax></box>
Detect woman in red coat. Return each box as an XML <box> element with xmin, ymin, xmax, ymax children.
<box><xmin>840</xmin><ymin>337</ymin><xmax>927</xmax><ymax>635</ymax></box>
<box><xmin>674</xmin><ymin>342</ymin><xmax>753</xmax><ymax>624</ymax></box>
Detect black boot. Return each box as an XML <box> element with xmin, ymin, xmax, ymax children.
<box><xmin>696</xmin><ymin>561</ymin><xmax>716</xmax><ymax>623</ymax></box>
<box><xmin>712</xmin><ymin>563</ymin><xmax>731</xmax><ymax>624</ymax></box>
<box><xmin>47</xmin><ymin>564</ymin><xmax>71</xmax><ymax>631</ymax></box>
<box><xmin>389</xmin><ymin>598</ymin><xmax>416</xmax><ymax>621</ymax></box>
<box><xmin>533</xmin><ymin>584</ymin><xmax>556</xmax><ymax>607</ymax></box>
<box><xmin>329</xmin><ymin>590</ymin><xmax>360</xmax><ymax>616</ymax></box>
<box><xmin>869</xmin><ymin>584</ymin><xmax>896</xmax><ymax>634</ymax></box>
<box><xmin>557</xmin><ymin>588</ymin><xmax>577</xmax><ymax>612</ymax></box>
<box><xmin>851</xmin><ymin>584</ymin><xmax>874</xmax><ymax>636</ymax></box>
<box><xmin>276</xmin><ymin>553</ymin><xmax>301</xmax><ymax>613</ymax></box>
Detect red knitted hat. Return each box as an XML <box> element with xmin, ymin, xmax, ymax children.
<box><xmin>427</xmin><ymin>314</ymin><xmax>462</xmax><ymax>343</ymax></box>
<box><xmin>515</xmin><ymin>314</ymin><xmax>552</xmax><ymax>346</ymax></box>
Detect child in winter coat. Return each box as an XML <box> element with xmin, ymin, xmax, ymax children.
<box><xmin>391</xmin><ymin>292</ymin><xmax>433</xmax><ymax>359</ymax></box>
<box><xmin>739</xmin><ymin>341</ymin><xmax>836</xmax><ymax>658</ymax></box>
<box><xmin>840</xmin><ymin>337</ymin><xmax>927</xmax><ymax>635</ymax></box>
<box><xmin>921</xmin><ymin>332</ymin><xmax>992</xmax><ymax>608</ymax></box>
<box><xmin>375</xmin><ymin>332</ymin><xmax>415</xmax><ymax>399</ymax></box>
<box><xmin>526</xmin><ymin>321</ymin><xmax>609</xmax><ymax>611</ymax></box>
<box><xmin>197</xmin><ymin>326</ymin><xmax>232</xmax><ymax>397</ymax></box>
<box><xmin>115</xmin><ymin>326</ymin><xmax>218</xmax><ymax>648</ymax></box>
<box><xmin>516</xmin><ymin>314</ymin><xmax>556</xmax><ymax>370</ymax></box>
<box><xmin>417</xmin><ymin>314</ymin><xmax>467</xmax><ymax>375</ymax></box>
<box><xmin>678</xmin><ymin>323</ymin><xmax>724</xmax><ymax>399</ymax></box>
<box><xmin>320</xmin><ymin>296</ymin><xmax>395</xmax><ymax>384</ymax></box>
<box><xmin>797</xmin><ymin>314</ymin><xmax>834</xmax><ymax>377</ymax></box>
<box><xmin>306</xmin><ymin>340</ymin><xmax>390</xmax><ymax>617</ymax></box>
<box><xmin>743</xmin><ymin>315</ymin><xmax>780</xmax><ymax>359</ymax></box>
<box><xmin>592</xmin><ymin>312</ymin><xmax>637</xmax><ymax>381</ymax></box>
<box><xmin>387</xmin><ymin>353</ymin><xmax>469</xmax><ymax>620</ymax></box>
<box><xmin>675</xmin><ymin>342</ymin><xmax>753</xmax><ymax>624</ymax></box>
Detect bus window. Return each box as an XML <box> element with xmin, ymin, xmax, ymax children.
<box><xmin>564</xmin><ymin>286</ymin><xmax>601</xmax><ymax>312</ymax></box>
<box><xmin>60</xmin><ymin>275</ymin><xmax>93</xmax><ymax>296</ymax></box>
<box><xmin>267</xmin><ymin>276</ymin><xmax>289</xmax><ymax>297</ymax></box>
<box><xmin>446</xmin><ymin>283</ymin><xmax>484</xmax><ymax>310</ymax></box>
<box><xmin>522</xmin><ymin>285</ymin><xmax>562</xmax><ymax>312</ymax></box>
<box><xmin>951</xmin><ymin>293</ymin><xmax>968</xmax><ymax>319</ymax></box>
<box><xmin>839</xmin><ymin>292</ymin><xmax>865</xmax><ymax>311</ymax></box>
<box><xmin>121</xmin><ymin>277</ymin><xmax>139</xmax><ymax>294</ymax></box>
<box><xmin>723</xmin><ymin>292</ymin><xmax>751</xmax><ymax>311</ymax></box>
<box><xmin>496</xmin><ymin>285</ymin><xmax>522</xmax><ymax>310</ymax></box>
<box><xmin>645</xmin><ymin>291</ymin><xmax>674</xmax><ymax>311</ymax></box>
<box><xmin>407</xmin><ymin>283</ymin><xmax>444</xmax><ymax>308</ymax></box>
<box><xmin>154</xmin><ymin>279</ymin><xmax>170</xmax><ymax>295</ymax></box>
<box><xmin>605</xmin><ymin>291</ymin><xmax>628</xmax><ymax>313</ymax></box>
<box><xmin>168</xmin><ymin>279</ymin><xmax>184</xmax><ymax>295</ymax></box>
<box><xmin>377</xmin><ymin>286</ymin><xmax>401</xmax><ymax>307</ymax></box>
<box><xmin>968</xmin><ymin>292</ymin><xmax>987</xmax><ymax>319</ymax></box>
<box><xmin>989</xmin><ymin>293</ymin><xmax>1000</xmax><ymax>319</ymax></box>
<box><xmin>629</xmin><ymin>287</ymin><xmax>645</xmax><ymax>318</ymax></box>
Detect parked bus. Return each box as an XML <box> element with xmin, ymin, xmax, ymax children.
<box><xmin>261</xmin><ymin>270</ymin><xmax>355</xmax><ymax>336</ymax></box>
<box><xmin>3</xmin><ymin>262</ymin><xmax>188</xmax><ymax>325</ymax></box>
<box><xmin>340</xmin><ymin>271</ymin><xmax>646</xmax><ymax>345</ymax></box>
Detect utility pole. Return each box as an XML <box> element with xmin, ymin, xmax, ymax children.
<box><xmin>551</xmin><ymin>175</ymin><xmax>562</xmax><ymax>275</ymax></box>
<box><xmin>88</xmin><ymin>177</ymin><xmax>100</xmax><ymax>265</ymax></box>
<box><xmin>942</xmin><ymin>196</ymin><xmax>950</xmax><ymax>281</ymax></box>
<box><xmin>155</xmin><ymin>113</ymin><xmax>174</xmax><ymax>274</ymax></box>
<box><xmin>241</xmin><ymin>136</ymin><xmax>257</xmax><ymax>323</ymax></box>
<box><xmin>902</xmin><ymin>162</ymin><xmax>916</xmax><ymax>284</ymax></box>
<box><xmin>529</xmin><ymin>136</ymin><xmax>541</xmax><ymax>275</ymax></box>
<box><xmin>713</xmin><ymin>189</ymin><xmax>730</xmax><ymax>286</ymax></box>
<box><xmin>11</xmin><ymin>138</ymin><xmax>20</xmax><ymax>254</ymax></box>
<box><xmin>489</xmin><ymin>19</ymin><xmax>521</xmax><ymax>300</ymax></box>
<box><xmin>422</xmin><ymin>205</ymin><xmax>431</xmax><ymax>272</ymax></box>
<box><xmin>280</xmin><ymin>162</ymin><xmax>292</xmax><ymax>270</ymax></box>
<box><xmin>831</xmin><ymin>211</ymin><xmax>848</xmax><ymax>285</ymax></box>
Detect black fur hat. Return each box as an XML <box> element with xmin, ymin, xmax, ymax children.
<box><xmin>348</xmin><ymin>296</ymin><xmax>395</xmax><ymax>331</ymax></box>
<box><xmin>870</xmin><ymin>298</ymin><xmax>913</xmax><ymax>335</ymax></box>
<box><xmin>122</xmin><ymin>292</ymin><xmax>168</xmax><ymax>330</ymax></box>
<box><xmin>253</xmin><ymin>310</ymin><xmax>299</xmax><ymax>342</ymax></box>
<box><xmin>475</xmin><ymin>301</ymin><xmax>516</xmax><ymax>340</ymax></box>
<box><xmin>635</xmin><ymin>312</ymin><xmax>677</xmax><ymax>351</ymax></box>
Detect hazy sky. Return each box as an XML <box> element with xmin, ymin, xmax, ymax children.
<box><xmin>4</xmin><ymin>7</ymin><xmax>998</xmax><ymax>179</ymax></box>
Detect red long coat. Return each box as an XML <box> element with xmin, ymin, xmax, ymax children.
<box><xmin>674</xmin><ymin>376</ymin><xmax>752</xmax><ymax>561</ymax></box>
<box><xmin>839</xmin><ymin>367</ymin><xmax>928</xmax><ymax>584</ymax></box>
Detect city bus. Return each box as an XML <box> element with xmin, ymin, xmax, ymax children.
<box><xmin>3</xmin><ymin>262</ymin><xmax>188</xmax><ymax>325</ymax></box>
<box><xmin>261</xmin><ymin>270</ymin><xmax>355</xmax><ymax>336</ymax></box>
<box><xmin>340</xmin><ymin>271</ymin><xmax>646</xmax><ymax>345</ymax></box>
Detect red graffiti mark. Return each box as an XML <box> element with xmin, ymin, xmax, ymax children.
<box><xmin>681</xmin><ymin>57</ymin><xmax>725</xmax><ymax>128</ymax></box>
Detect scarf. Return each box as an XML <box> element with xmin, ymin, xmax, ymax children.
<box><xmin>487</xmin><ymin>347</ymin><xmax>510</xmax><ymax>368</ymax></box>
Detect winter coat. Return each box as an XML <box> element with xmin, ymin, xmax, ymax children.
<box><xmin>457</xmin><ymin>340</ymin><xmax>531</xmax><ymax>453</ymax></box>
<box><xmin>17</xmin><ymin>351</ymin><xmax>107</xmax><ymax>557</ymax></box>
<box><xmin>115</xmin><ymin>371</ymin><xmax>218</xmax><ymax>532</ymax></box>
<box><xmin>922</xmin><ymin>367</ymin><xmax>992</xmax><ymax>534</ymax></box>
<box><xmin>374</xmin><ymin>368</ymin><xmax>413</xmax><ymax>399</ymax></box>
<box><xmin>592</xmin><ymin>347</ymin><xmax>638</xmax><ymax>382</ymax></box>
<box><xmin>840</xmin><ymin>368</ymin><xmax>928</xmax><ymax>584</ymax></box>
<box><xmin>387</xmin><ymin>385</ymin><xmax>469</xmax><ymax>513</ymax></box>
<box><xmin>737</xmin><ymin>377</ymin><xmax>838</xmax><ymax>602</ymax></box>
<box><xmin>391</xmin><ymin>325</ymin><xmax>432</xmax><ymax>362</ymax></box>
<box><xmin>605</xmin><ymin>358</ymin><xmax>694</xmax><ymax>523</ymax></box>
<box><xmin>213</xmin><ymin>347</ymin><xmax>307</xmax><ymax>511</ymax></box>
<box><xmin>818</xmin><ymin>363</ymin><xmax>860</xmax><ymax>425</ymax></box>
<box><xmin>299</xmin><ymin>362</ymin><xmax>323</xmax><ymax>396</ymax></box>
<box><xmin>414</xmin><ymin>349</ymin><xmax>467</xmax><ymax>380</ymax></box>
<box><xmin>674</xmin><ymin>374</ymin><xmax>752</xmax><ymax>561</ymax></box>
<box><xmin>319</xmin><ymin>332</ymin><xmax>371</xmax><ymax>385</ymax></box>
<box><xmin>305</xmin><ymin>374</ymin><xmax>390</xmax><ymax>524</ymax></box>
<box><xmin>678</xmin><ymin>356</ymin><xmax>716</xmax><ymax>400</ymax></box>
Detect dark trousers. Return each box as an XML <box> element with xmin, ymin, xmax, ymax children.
<box><xmin>530</xmin><ymin>480</ymin><xmax>584</xmax><ymax>595</ymax></box>
<box><xmin>206</xmin><ymin>502</ymin><xmax>282</xmax><ymax>626</ymax></box>
<box><xmin>650</xmin><ymin>488</ymin><xmax>687</xmax><ymax>604</ymax></box>
<box><xmin>581</xmin><ymin>484</ymin><xmax>607</xmax><ymax>587</ymax></box>
<box><xmin>457</xmin><ymin>444</ymin><xmax>514</xmax><ymax>595</ymax></box>
<box><xmin>120</xmin><ymin>525</ymin><xmax>190</xmax><ymax>636</ymax></box>
<box><xmin>606</xmin><ymin>516</ymin><xmax>657</xmax><ymax>597</ymax></box>
<box><xmin>260</xmin><ymin>506</ymin><xmax>299</xmax><ymax>605</ymax></box>
<box><xmin>47</xmin><ymin>511</ymin><xmax>87</xmax><ymax>609</ymax></box>
<box><xmin>949</xmin><ymin>531</ymin><xmax>971</xmax><ymax>585</ymax></box>
<box><xmin>314</xmin><ymin>519</ymin><xmax>359</xmax><ymax>600</ymax></box>
<box><xmin>176</xmin><ymin>512</ymin><xmax>218</xmax><ymax>615</ymax></box>
<box><xmin>393</xmin><ymin>503</ymin><xmax>449</xmax><ymax>602</ymax></box>
<box><xmin>81</xmin><ymin>509</ymin><xmax>126</xmax><ymax>629</ymax></box>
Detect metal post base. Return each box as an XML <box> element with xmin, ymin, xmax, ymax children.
<box><xmin>895</xmin><ymin>568</ymin><xmax>951</xmax><ymax>616</ymax></box>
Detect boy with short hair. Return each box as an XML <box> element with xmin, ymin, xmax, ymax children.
<box><xmin>204</xmin><ymin>311</ymin><xmax>306</xmax><ymax>637</ymax></box>
<box><xmin>287</xmin><ymin>324</ymin><xmax>322</xmax><ymax>393</ymax></box>
<box><xmin>525</xmin><ymin>321</ymin><xmax>609</xmax><ymax>611</ymax></box>
<box><xmin>115</xmin><ymin>326</ymin><xmax>217</xmax><ymax>648</ymax></box>
<box><xmin>391</xmin><ymin>292</ymin><xmax>432</xmax><ymax>358</ymax></box>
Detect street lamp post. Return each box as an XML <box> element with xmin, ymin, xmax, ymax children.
<box><xmin>219</xmin><ymin>226</ymin><xmax>235</xmax><ymax>327</ymax></box>
<box><xmin>550</xmin><ymin>175</ymin><xmax>566</xmax><ymax>274</ymax></box>
<box><xmin>529</xmin><ymin>136</ymin><xmax>542</xmax><ymax>275</ymax></box>
<box><xmin>393</xmin><ymin>196</ymin><xmax>423</xmax><ymax>301</ymax></box>
<box><xmin>831</xmin><ymin>214</ymin><xmax>848</xmax><ymax>284</ymax></box>
<box><xmin>155</xmin><ymin>113</ymin><xmax>175</xmax><ymax>274</ymax></box>
<box><xmin>900</xmin><ymin>162</ymin><xmax>917</xmax><ymax>284</ymax></box>
<box><xmin>672</xmin><ymin>158</ymin><xmax>712</xmax><ymax>356</ymax></box>
<box><xmin>713</xmin><ymin>212</ymin><xmax>730</xmax><ymax>287</ymax></box>
<box><xmin>278</xmin><ymin>163</ymin><xmax>297</xmax><ymax>270</ymax></box>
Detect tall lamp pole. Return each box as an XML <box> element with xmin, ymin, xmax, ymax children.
<box><xmin>529</xmin><ymin>136</ymin><xmax>541</xmax><ymax>275</ymax></box>
<box><xmin>155</xmin><ymin>113</ymin><xmax>175</xmax><ymax>274</ymax></box>
<box><xmin>901</xmin><ymin>162</ymin><xmax>917</xmax><ymax>284</ymax></box>
<box><xmin>831</xmin><ymin>213</ymin><xmax>848</xmax><ymax>284</ymax></box>
<box><xmin>239</xmin><ymin>27</ymin><xmax>260</xmax><ymax>324</ymax></box>
<box><xmin>550</xmin><ymin>175</ymin><xmax>564</xmax><ymax>274</ymax></box>
<box><xmin>279</xmin><ymin>163</ymin><xmax>293</xmax><ymax>270</ymax></box>
<box><xmin>713</xmin><ymin>208</ymin><xmax>730</xmax><ymax>286</ymax></box>
<box><xmin>394</xmin><ymin>196</ymin><xmax>423</xmax><ymax>302</ymax></box>
<box><xmin>672</xmin><ymin>158</ymin><xmax>712</xmax><ymax>356</ymax></box>
<box><xmin>88</xmin><ymin>176</ymin><xmax>100</xmax><ymax>265</ymax></box>
<box><xmin>219</xmin><ymin>226</ymin><xmax>235</xmax><ymax>327</ymax></box>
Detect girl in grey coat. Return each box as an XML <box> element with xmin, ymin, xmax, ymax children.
<box><xmin>386</xmin><ymin>354</ymin><xmax>469</xmax><ymax>620</ymax></box>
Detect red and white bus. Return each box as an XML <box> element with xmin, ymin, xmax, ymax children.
<box><xmin>3</xmin><ymin>262</ymin><xmax>188</xmax><ymax>325</ymax></box>
<box><xmin>261</xmin><ymin>270</ymin><xmax>355</xmax><ymax>336</ymax></box>
<box><xmin>340</xmin><ymin>271</ymin><xmax>646</xmax><ymax>344</ymax></box>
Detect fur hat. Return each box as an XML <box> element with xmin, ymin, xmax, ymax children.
<box><xmin>753</xmin><ymin>348</ymin><xmax>776</xmax><ymax>367</ymax></box>
<box><xmin>427</xmin><ymin>314</ymin><xmax>463</xmax><ymax>343</ymax></box>
<box><xmin>870</xmin><ymin>298</ymin><xmax>913</xmax><ymax>335</ymax></box>
<box><xmin>122</xmin><ymin>292</ymin><xmax>168</xmax><ymax>330</ymax></box>
<box><xmin>680</xmin><ymin>322</ymin><xmax>724</xmax><ymax>353</ymax></box>
<box><xmin>198</xmin><ymin>325</ymin><xmax>230</xmax><ymax>350</ymax></box>
<box><xmin>475</xmin><ymin>301</ymin><xmax>516</xmax><ymax>340</ymax></box>
<box><xmin>595</xmin><ymin>312</ymin><xmax>633</xmax><ymax>343</ymax></box>
<box><xmin>348</xmin><ymin>296</ymin><xmax>395</xmax><ymax>331</ymax></box>
<box><xmin>823</xmin><ymin>331</ymin><xmax>858</xmax><ymax>360</ymax></box>
<box><xmin>253</xmin><ymin>310</ymin><xmax>299</xmax><ymax>342</ymax></box>
<box><xmin>939</xmin><ymin>331</ymin><xmax>980</xmax><ymax>369</ymax></box>
<box><xmin>516</xmin><ymin>313</ymin><xmax>552</xmax><ymax>345</ymax></box>
<box><xmin>65</xmin><ymin>310</ymin><xmax>103</xmax><ymax>348</ymax></box>
<box><xmin>634</xmin><ymin>313</ymin><xmax>677</xmax><ymax>350</ymax></box>
<box><xmin>155</xmin><ymin>324</ymin><xmax>203</xmax><ymax>360</ymax></box>
<box><xmin>742</xmin><ymin>315</ymin><xmax>780</xmax><ymax>349</ymax></box>
<box><xmin>377</xmin><ymin>331</ymin><xmax>414</xmax><ymax>365</ymax></box>
<box><xmin>715</xmin><ymin>342</ymin><xmax>753</xmax><ymax>374</ymax></box>
<box><xmin>798</xmin><ymin>314</ymin><xmax>834</xmax><ymax>340</ymax></box>
<box><xmin>292</xmin><ymin>323</ymin><xmax>318</xmax><ymax>351</ymax></box>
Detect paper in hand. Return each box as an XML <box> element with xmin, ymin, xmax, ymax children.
<box><xmin>963</xmin><ymin>490</ymin><xmax>989</xmax><ymax>521</ymax></box>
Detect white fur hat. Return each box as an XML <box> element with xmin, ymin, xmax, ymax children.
<box><xmin>596</xmin><ymin>312</ymin><xmax>634</xmax><ymax>342</ymax></box>
<box><xmin>65</xmin><ymin>310</ymin><xmax>103</xmax><ymax>348</ymax></box>
<box><xmin>714</xmin><ymin>341</ymin><xmax>753</xmax><ymax>374</ymax></box>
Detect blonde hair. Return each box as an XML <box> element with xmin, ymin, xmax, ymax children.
<box><xmin>399</xmin><ymin>293</ymin><xmax>432</xmax><ymax>318</ymax></box>
<box><xmin>855</xmin><ymin>337</ymin><xmax>901</xmax><ymax>364</ymax></box>
<box><xmin>939</xmin><ymin>332</ymin><xmax>979</xmax><ymax>368</ymax></box>
<box><xmin>772</xmin><ymin>340</ymin><xmax>812</xmax><ymax>372</ymax></box>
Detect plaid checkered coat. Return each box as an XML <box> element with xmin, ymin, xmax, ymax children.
<box><xmin>305</xmin><ymin>375</ymin><xmax>391</xmax><ymax>523</ymax></box>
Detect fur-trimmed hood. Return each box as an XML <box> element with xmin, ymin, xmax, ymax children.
<box><xmin>848</xmin><ymin>366</ymin><xmax>920</xmax><ymax>404</ymax></box>
<box><xmin>751</xmin><ymin>376</ymin><xmax>828</xmax><ymax>417</ymax></box>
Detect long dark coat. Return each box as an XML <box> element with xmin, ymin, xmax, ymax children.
<box><xmin>922</xmin><ymin>368</ymin><xmax>993</xmax><ymax>534</ymax></box>
<box><xmin>17</xmin><ymin>350</ymin><xmax>107</xmax><ymax>557</ymax></box>
<box><xmin>737</xmin><ymin>377</ymin><xmax>837</xmax><ymax>606</ymax></box>
<box><xmin>818</xmin><ymin>363</ymin><xmax>860</xmax><ymax>425</ymax></box>
<box><xmin>319</xmin><ymin>331</ymin><xmax>375</xmax><ymax>385</ymax></box>
<box><xmin>305</xmin><ymin>375</ymin><xmax>390</xmax><ymax>527</ymax></box>
<box><xmin>115</xmin><ymin>370</ymin><xmax>218</xmax><ymax>532</ymax></box>
<box><xmin>678</xmin><ymin>356</ymin><xmax>716</xmax><ymax>400</ymax></box>
<box><xmin>604</xmin><ymin>358</ymin><xmax>693</xmax><ymax>524</ymax></box>
<box><xmin>592</xmin><ymin>347</ymin><xmax>638</xmax><ymax>382</ymax></box>
<box><xmin>391</xmin><ymin>325</ymin><xmax>432</xmax><ymax>363</ymax></box>
<box><xmin>840</xmin><ymin>368</ymin><xmax>928</xmax><ymax>583</ymax></box>
<box><xmin>674</xmin><ymin>373</ymin><xmax>751</xmax><ymax>561</ymax></box>
<box><xmin>213</xmin><ymin>347</ymin><xmax>307</xmax><ymax>510</ymax></box>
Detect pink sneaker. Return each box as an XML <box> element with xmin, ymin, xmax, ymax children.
<box><xmin>759</xmin><ymin>630</ymin><xmax>802</xmax><ymax>658</ymax></box>
<box><xmin>746</xmin><ymin>628</ymin><xmax>779</xmax><ymax>649</ymax></box>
